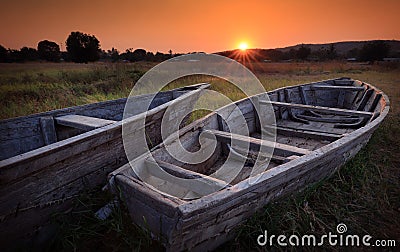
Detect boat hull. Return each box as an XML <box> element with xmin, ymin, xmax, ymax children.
<box><xmin>109</xmin><ymin>78</ymin><xmax>389</xmax><ymax>251</ymax></box>
<box><xmin>0</xmin><ymin>84</ymin><xmax>209</xmax><ymax>244</ymax></box>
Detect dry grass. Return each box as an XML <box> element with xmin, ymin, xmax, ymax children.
<box><xmin>0</xmin><ymin>62</ymin><xmax>157</xmax><ymax>119</ymax></box>
<box><xmin>1</xmin><ymin>61</ymin><xmax>399</xmax><ymax>251</ymax></box>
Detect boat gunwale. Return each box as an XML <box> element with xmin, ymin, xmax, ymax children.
<box><xmin>0</xmin><ymin>98</ymin><xmax>129</xmax><ymax>123</ymax></box>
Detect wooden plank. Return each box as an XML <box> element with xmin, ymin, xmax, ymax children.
<box><xmin>337</xmin><ymin>90</ymin><xmax>345</xmax><ymax>108</ymax></box>
<box><xmin>275</xmin><ymin>120</ymin><xmax>349</xmax><ymax>135</ymax></box>
<box><xmin>333</xmin><ymin>79</ymin><xmax>354</xmax><ymax>86</ymax></box>
<box><xmin>0</xmin><ymin>135</ymin><xmax>125</xmax><ymax>214</ymax></box>
<box><xmin>114</xmin><ymin>171</ymin><xmax>182</xmax><ymax>218</ymax></box>
<box><xmin>0</xmin><ymin>123</ymin><xmax>123</xmax><ymax>185</ymax></box>
<box><xmin>283</xmin><ymin>89</ymin><xmax>309</xmax><ymax>123</ymax></box>
<box><xmin>277</xmin><ymin>91</ymin><xmax>284</xmax><ymax>118</ymax></box>
<box><xmin>227</xmin><ymin>144</ymin><xmax>299</xmax><ymax>164</ymax></box>
<box><xmin>266</xmin><ymin>125</ymin><xmax>341</xmax><ymax>141</ymax></box>
<box><xmin>113</xmin><ymin>166</ymin><xmax>185</xmax><ymax>216</ymax></box>
<box><xmin>172</xmin><ymin>90</ymin><xmax>192</xmax><ymax>99</ymax></box>
<box><xmin>298</xmin><ymin>86</ymin><xmax>309</xmax><ymax>104</ymax></box>
<box><xmin>299</xmin><ymin>86</ymin><xmax>325</xmax><ymax>117</ymax></box>
<box><xmin>357</xmin><ymin>89</ymin><xmax>374</xmax><ymax>111</ymax></box>
<box><xmin>148</xmin><ymin>159</ymin><xmax>212</xmax><ymax>182</ymax></box>
<box><xmin>55</xmin><ymin>115</ymin><xmax>116</xmax><ymax>131</ymax></box>
<box><xmin>259</xmin><ymin>100</ymin><xmax>373</xmax><ymax>118</ymax></box>
<box><xmin>296</xmin><ymin>114</ymin><xmax>360</xmax><ymax>123</ymax></box>
<box><xmin>39</xmin><ymin>117</ymin><xmax>57</xmax><ymax>145</ymax></box>
<box><xmin>144</xmin><ymin>159</ymin><xmax>229</xmax><ymax>196</ymax></box>
<box><xmin>202</xmin><ymin>129</ymin><xmax>311</xmax><ymax>156</ymax></box>
<box><xmin>311</xmin><ymin>85</ymin><xmax>364</xmax><ymax>91</ymax></box>
<box><xmin>0</xmin><ymin>97</ymin><xmax>127</xmax><ymax>159</ymax></box>
<box><xmin>368</xmin><ymin>93</ymin><xmax>382</xmax><ymax>112</ymax></box>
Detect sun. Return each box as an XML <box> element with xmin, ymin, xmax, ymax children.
<box><xmin>238</xmin><ymin>42</ymin><xmax>248</xmax><ymax>51</ymax></box>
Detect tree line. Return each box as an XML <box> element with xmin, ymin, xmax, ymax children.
<box><xmin>0</xmin><ymin>34</ymin><xmax>394</xmax><ymax>63</ymax></box>
<box><xmin>0</xmin><ymin>31</ymin><xmax>176</xmax><ymax>63</ymax></box>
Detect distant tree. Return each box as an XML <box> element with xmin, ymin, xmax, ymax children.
<box><xmin>326</xmin><ymin>44</ymin><xmax>337</xmax><ymax>60</ymax></box>
<box><xmin>118</xmin><ymin>50</ymin><xmax>129</xmax><ymax>61</ymax></box>
<box><xmin>393</xmin><ymin>50</ymin><xmax>400</xmax><ymax>58</ymax></box>
<box><xmin>267</xmin><ymin>49</ymin><xmax>284</xmax><ymax>61</ymax></box>
<box><xmin>132</xmin><ymin>49</ymin><xmax>147</xmax><ymax>61</ymax></box>
<box><xmin>20</xmin><ymin>47</ymin><xmax>39</xmax><ymax>61</ymax></box>
<box><xmin>359</xmin><ymin>41</ymin><xmax>390</xmax><ymax>62</ymax></box>
<box><xmin>287</xmin><ymin>48</ymin><xmax>297</xmax><ymax>60</ymax></box>
<box><xmin>66</xmin><ymin>31</ymin><xmax>101</xmax><ymax>63</ymax></box>
<box><xmin>155</xmin><ymin>51</ymin><xmax>168</xmax><ymax>61</ymax></box>
<box><xmin>37</xmin><ymin>40</ymin><xmax>60</xmax><ymax>62</ymax></box>
<box><xmin>346</xmin><ymin>48</ymin><xmax>359</xmax><ymax>59</ymax></box>
<box><xmin>8</xmin><ymin>49</ymin><xmax>21</xmax><ymax>62</ymax></box>
<box><xmin>110</xmin><ymin>47</ymin><xmax>119</xmax><ymax>62</ymax></box>
<box><xmin>0</xmin><ymin>45</ymin><xmax>8</xmax><ymax>62</ymax></box>
<box><xmin>314</xmin><ymin>44</ymin><xmax>338</xmax><ymax>61</ymax></box>
<box><xmin>61</xmin><ymin>51</ymin><xmax>70</xmax><ymax>61</ymax></box>
<box><xmin>120</xmin><ymin>48</ymin><xmax>152</xmax><ymax>62</ymax></box>
<box><xmin>296</xmin><ymin>45</ymin><xmax>311</xmax><ymax>60</ymax></box>
<box><xmin>146</xmin><ymin>51</ymin><xmax>155</xmax><ymax>61</ymax></box>
<box><xmin>313</xmin><ymin>47</ymin><xmax>327</xmax><ymax>61</ymax></box>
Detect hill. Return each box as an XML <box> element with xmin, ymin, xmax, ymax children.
<box><xmin>276</xmin><ymin>40</ymin><xmax>400</xmax><ymax>55</ymax></box>
<box><xmin>216</xmin><ymin>40</ymin><xmax>400</xmax><ymax>61</ymax></box>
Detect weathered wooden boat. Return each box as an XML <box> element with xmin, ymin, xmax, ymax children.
<box><xmin>0</xmin><ymin>83</ymin><xmax>209</xmax><ymax>244</ymax></box>
<box><xmin>109</xmin><ymin>77</ymin><xmax>389</xmax><ymax>251</ymax></box>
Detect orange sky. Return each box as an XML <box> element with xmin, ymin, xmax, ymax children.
<box><xmin>1</xmin><ymin>0</ymin><xmax>399</xmax><ymax>53</ymax></box>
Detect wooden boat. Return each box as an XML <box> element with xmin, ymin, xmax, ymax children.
<box><xmin>109</xmin><ymin>77</ymin><xmax>389</xmax><ymax>251</ymax></box>
<box><xmin>0</xmin><ymin>83</ymin><xmax>209</xmax><ymax>243</ymax></box>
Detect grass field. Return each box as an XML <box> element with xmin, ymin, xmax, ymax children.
<box><xmin>1</xmin><ymin>61</ymin><xmax>399</xmax><ymax>251</ymax></box>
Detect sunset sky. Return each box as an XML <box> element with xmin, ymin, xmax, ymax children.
<box><xmin>1</xmin><ymin>0</ymin><xmax>399</xmax><ymax>53</ymax></box>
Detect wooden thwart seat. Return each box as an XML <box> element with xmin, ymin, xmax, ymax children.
<box><xmin>55</xmin><ymin>115</ymin><xmax>116</xmax><ymax>131</ymax></box>
<box><xmin>226</xmin><ymin>142</ymin><xmax>300</xmax><ymax>164</ymax></box>
<box><xmin>296</xmin><ymin>114</ymin><xmax>360</xmax><ymax>123</ymax></box>
<box><xmin>201</xmin><ymin>129</ymin><xmax>311</xmax><ymax>157</ymax></box>
<box><xmin>144</xmin><ymin>158</ymin><xmax>230</xmax><ymax>196</ymax></box>
<box><xmin>259</xmin><ymin>100</ymin><xmax>373</xmax><ymax>118</ymax></box>
<box><xmin>310</xmin><ymin>85</ymin><xmax>365</xmax><ymax>91</ymax></box>
<box><xmin>265</xmin><ymin>125</ymin><xmax>342</xmax><ymax>141</ymax></box>
<box><xmin>328</xmin><ymin>79</ymin><xmax>354</xmax><ymax>86</ymax></box>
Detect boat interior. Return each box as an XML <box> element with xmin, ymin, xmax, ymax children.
<box><xmin>124</xmin><ymin>78</ymin><xmax>386</xmax><ymax>199</ymax></box>
<box><xmin>0</xmin><ymin>84</ymin><xmax>204</xmax><ymax>161</ymax></box>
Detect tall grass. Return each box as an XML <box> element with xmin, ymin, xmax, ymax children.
<box><xmin>0</xmin><ymin>62</ymin><xmax>153</xmax><ymax>119</ymax></box>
